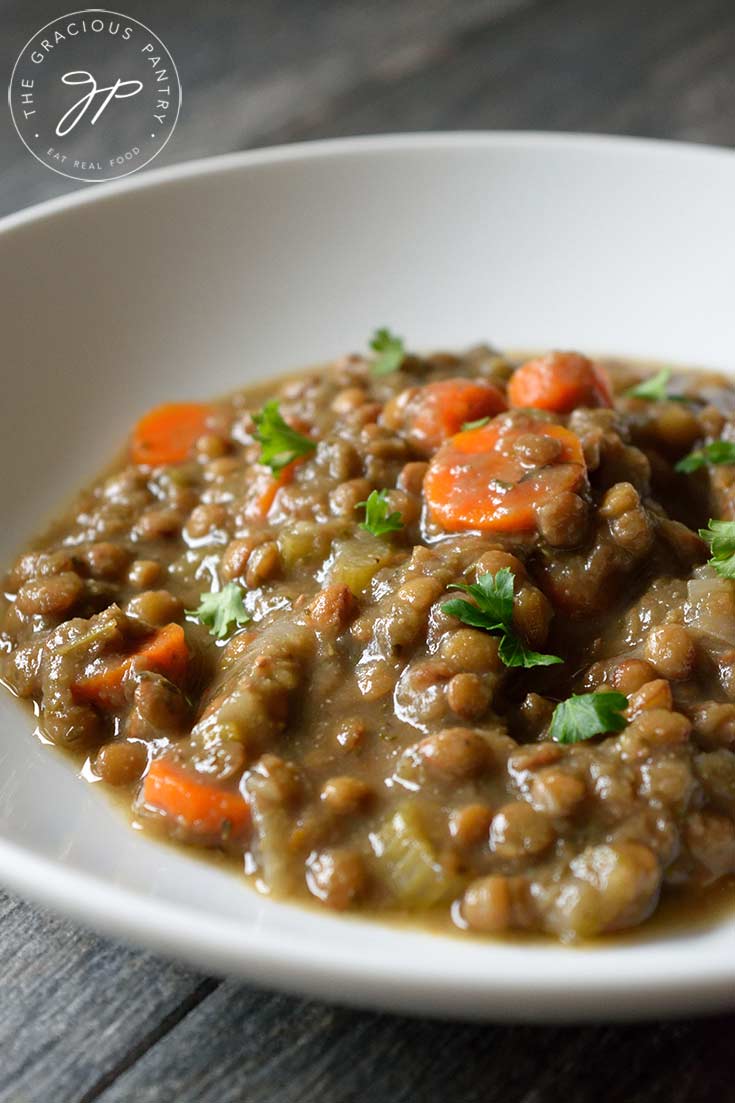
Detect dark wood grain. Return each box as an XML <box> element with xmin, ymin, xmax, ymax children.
<box><xmin>1</xmin><ymin>0</ymin><xmax>734</xmax><ymax>1100</ymax></box>
<box><xmin>259</xmin><ymin>0</ymin><xmax>735</xmax><ymax>146</ymax></box>
<box><xmin>0</xmin><ymin>0</ymin><xmax>531</xmax><ymax>216</ymax></box>
<box><xmin>95</xmin><ymin>984</ymin><xmax>733</xmax><ymax>1103</ymax></box>
<box><xmin>0</xmin><ymin>890</ymin><xmax>216</xmax><ymax>1103</ymax></box>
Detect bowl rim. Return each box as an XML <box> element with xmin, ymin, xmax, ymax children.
<box><xmin>2</xmin><ymin>129</ymin><xmax>734</xmax><ymax>236</ymax></box>
<box><xmin>1</xmin><ymin>830</ymin><xmax>733</xmax><ymax>1021</ymax></box>
<box><xmin>1</xmin><ymin>131</ymin><xmax>734</xmax><ymax>1021</ymax></box>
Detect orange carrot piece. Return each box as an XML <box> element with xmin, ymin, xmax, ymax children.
<box><xmin>73</xmin><ymin>623</ymin><xmax>189</xmax><ymax>708</ymax></box>
<box><xmin>242</xmin><ymin>458</ymin><xmax>301</xmax><ymax>522</ymax></box>
<box><xmin>508</xmin><ymin>352</ymin><xmax>613</xmax><ymax>413</ymax></box>
<box><xmin>130</xmin><ymin>402</ymin><xmax>214</xmax><ymax>466</ymax></box>
<box><xmin>424</xmin><ymin>414</ymin><xmax>586</xmax><ymax>533</ymax></box>
<box><xmin>129</xmin><ymin>622</ymin><xmax>189</xmax><ymax>682</ymax></box>
<box><xmin>142</xmin><ymin>758</ymin><xmax>251</xmax><ymax>838</ymax></box>
<box><xmin>384</xmin><ymin>378</ymin><xmax>507</xmax><ymax>456</ymax></box>
<box><xmin>411</xmin><ymin>378</ymin><xmax>507</xmax><ymax>454</ymax></box>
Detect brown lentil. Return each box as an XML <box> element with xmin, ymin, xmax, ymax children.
<box><xmin>128</xmin><ymin>559</ymin><xmax>163</xmax><ymax>589</ymax></box>
<box><xmin>307</xmin><ymin>848</ymin><xmax>367</xmax><ymax>910</ymax></box>
<box><xmin>15</xmin><ymin>572</ymin><xmax>84</xmax><ymax>617</ymax></box>
<box><xmin>417</xmin><ymin>728</ymin><xmax>491</xmax><ymax>781</ymax></box>
<box><xmin>449</xmin><ymin>803</ymin><xmax>494</xmax><ymax>848</ymax></box>
<box><xmin>461</xmin><ymin>876</ymin><xmax>512</xmax><ymax>932</ymax></box>
<box><xmin>94</xmin><ymin>741</ymin><xmax>148</xmax><ymax>786</ymax></box>
<box><xmin>81</xmin><ymin>543</ymin><xmax>131</xmax><ymax>580</ymax></box>
<box><xmin>320</xmin><ymin>776</ymin><xmax>373</xmax><ymax>815</ymax></box>
<box><xmin>489</xmin><ymin>802</ymin><xmax>555</xmax><ymax>860</ymax></box>
<box><xmin>126</xmin><ymin>589</ymin><xmax>183</xmax><ymax>626</ymax></box>
<box><xmin>644</xmin><ymin>625</ymin><xmax>697</xmax><ymax>681</ymax></box>
<box><xmin>439</xmin><ymin>629</ymin><xmax>503</xmax><ymax>674</ymax></box>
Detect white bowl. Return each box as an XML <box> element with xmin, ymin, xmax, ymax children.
<box><xmin>0</xmin><ymin>133</ymin><xmax>733</xmax><ymax>1021</ymax></box>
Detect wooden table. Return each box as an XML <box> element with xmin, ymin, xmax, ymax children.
<box><xmin>1</xmin><ymin>1</ymin><xmax>733</xmax><ymax>1099</ymax></box>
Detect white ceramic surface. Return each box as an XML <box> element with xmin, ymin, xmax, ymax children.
<box><xmin>0</xmin><ymin>133</ymin><xmax>733</xmax><ymax>1021</ymax></box>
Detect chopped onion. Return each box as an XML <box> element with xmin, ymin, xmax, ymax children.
<box><xmin>684</xmin><ymin>572</ymin><xmax>735</xmax><ymax>643</ymax></box>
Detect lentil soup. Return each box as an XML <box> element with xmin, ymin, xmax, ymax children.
<box><xmin>2</xmin><ymin>340</ymin><xmax>734</xmax><ymax>942</ymax></box>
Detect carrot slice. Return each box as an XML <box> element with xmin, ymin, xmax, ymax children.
<box><xmin>508</xmin><ymin>352</ymin><xmax>613</xmax><ymax>413</ymax></box>
<box><xmin>256</xmin><ymin>459</ymin><xmax>299</xmax><ymax>518</ymax></box>
<box><xmin>241</xmin><ymin>457</ymin><xmax>303</xmax><ymax>523</ymax></box>
<box><xmin>130</xmin><ymin>402</ymin><xmax>214</xmax><ymax>466</ymax></box>
<box><xmin>142</xmin><ymin>758</ymin><xmax>250</xmax><ymax>838</ymax></box>
<box><xmin>424</xmin><ymin>413</ymin><xmax>586</xmax><ymax>533</ymax></box>
<box><xmin>73</xmin><ymin>623</ymin><xmax>189</xmax><ymax>708</ymax></box>
<box><xmin>383</xmin><ymin>378</ymin><xmax>507</xmax><ymax>456</ymax></box>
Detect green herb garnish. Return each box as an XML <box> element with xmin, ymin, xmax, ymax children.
<box><xmin>676</xmin><ymin>441</ymin><xmax>735</xmax><ymax>474</ymax></box>
<box><xmin>442</xmin><ymin>568</ymin><xmax>562</xmax><ymax>669</ymax></box>
<box><xmin>186</xmin><ymin>582</ymin><xmax>251</xmax><ymax>639</ymax></box>
<box><xmin>625</xmin><ymin>368</ymin><xmax>685</xmax><ymax>402</ymax></box>
<box><xmin>370</xmin><ymin>327</ymin><xmax>406</xmax><ymax>376</ymax></box>
<box><xmin>461</xmin><ymin>416</ymin><xmax>491</xmax><ymax>431</ymax></box>
<box><xmin>358</xmin><ymin>489</ymin><xmax>404</xmax><ymax>537</ymax></box>
<box><xmin>549</xmin><ymin>691</ymin><xmax>628</xmax><ymax>744</ymax></box>
<box><xmin>252</xmin><ymin>400</ymin><xmax>316</xmax><ymax>473</ymax></box>
<box><xmin>698</xmin><ymin>518</ymin><xmax>735</xmax><ymax>578</ymax></box>
<box><xmin>495</xmin><ymin>634</ymin><xmax>564</xmax><ymax>669</ymax></box>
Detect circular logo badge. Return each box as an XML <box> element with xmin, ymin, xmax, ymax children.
<box><xmin>8</xmin><ymin>9</ymin><xmax>181</xmax><ymax>183</ymax></box>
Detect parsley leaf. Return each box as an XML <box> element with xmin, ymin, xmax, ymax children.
<box><xmin>186</xmin><ymin>582</ymin><xmax>251</xmax><ymax>639</ymax></box>
<box><xmin>498</xmin><ymin>634</ymin><xmax>566</xmax><ymax>669</ymax></box>
<box><xmin>252</xmin><ymin>400</ymin><xmax>316</xmax><ymax>474</ymax></box>
<box><xmin>698</xmin><ymin>518</ymin><xmax>735</xmax><ymax>578</ymax></box>
<box><xmin>550</xmin><ymin>691</ymin><xmax>628</xmax><ymax>744</ymax></box>
<box><xmin>445</xmin><ymin>569</ymin><xmax>514</xmax><ymax>630</ymax></box>
<box><xmin>676</xmin><ymin>440</ymin><xmax>735</xmax><ymax>474</ymax></box>
<box><xmin>442</xmin><ymin>567</ymin><xmax>562</xmax><ymax>669</ymax></box>
<box><xmin>358</xmin><ymin>489</ymin><xmax>404</xmax><ymax>537</ymax></box>
<box><xmin>625</xmin><ymin>367</ymin><xmax>685</xmax><ymax>402</ymax></box>
<box><xmin>370</xmin><ymin>327</ymin><xmax>406</xmax><ymax>376</ymax></box>
<box><xmin>461</xmin><ymin>416</ymin><xmax>491</xmax><ymax>431</ymax></box>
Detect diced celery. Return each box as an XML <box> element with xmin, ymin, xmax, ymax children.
<box><xmin>326</xmin><ymin>535</ymin><xmax>395</xmax><ymax>596</ymax></box>
<box><xmin>278</xmin><ymin>521</ymin><xmax>337</xmax><ymax>571</ymax></box>
<box><xmin>54</xmin><ymin>606</ymin><xmax>125</xmax><ymax>657</ymax></box>
<box><xmin>372</xmin><ymin>803</ymin><xmax>459</xmax><ymax>909</ymax></box>
<box><xmin>246</xmin><ymin>772</ymin><xmax>299</xmax><ymax>894</ymax></box>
